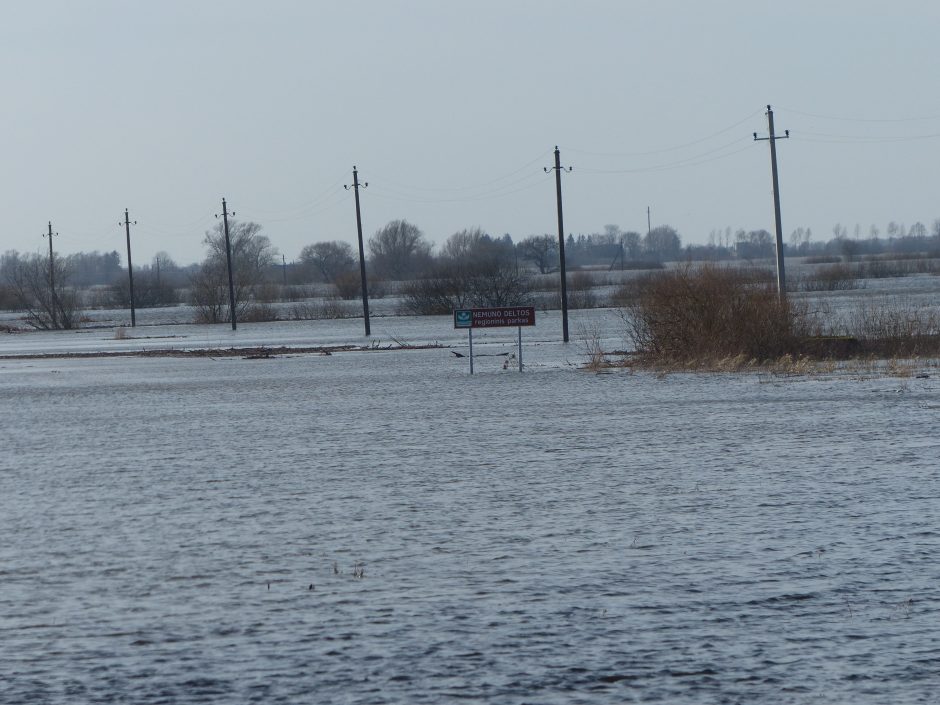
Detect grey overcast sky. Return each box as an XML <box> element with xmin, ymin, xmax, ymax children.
<box><xmin>3</xmin><ymin>0</ymin><xmax>940</xmax><ymax>265</ymax></box>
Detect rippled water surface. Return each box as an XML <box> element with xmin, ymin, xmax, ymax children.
<box><xmin>2</xmin><ymin>323</ymin><xmax>939</xmax><ymax>703</ymax></box>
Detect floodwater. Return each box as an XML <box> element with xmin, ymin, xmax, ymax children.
<box><xmin>1</xmin><ymin>314</ymin><xmax>939</xmax><ymax>703</ymax></box>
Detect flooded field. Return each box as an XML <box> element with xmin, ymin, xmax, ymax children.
<box><xmin>2</xmin><ymin>312</ymin><xmax>939</xmax><ymax>703</ymax></box>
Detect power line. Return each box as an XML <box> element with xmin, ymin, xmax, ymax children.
<box><xmin>776</xmin><ymin>106</ymin><xmax>940</xmax><ymax>123</ymax></box>
<box><xmin>367</xmin><ymin>172</ymin><xmax>549</xmax><ymax>204</ymax></box>
<box><xmin>370</xmin><ymin>150</ymin><xmax>552</xmax><ymax>195</ymax></box>
<box><xmin>576</xmin><ymin>138</ymin><xmax>753</xmax><ymax>175</ymax></box>
<box><xmin>236</xmin><ymin>177</ymin><xmax>348</xmax><ymax>218</ymax></box>
<box><xmin>791</xmin><ymin>129</ymin><xmax>940</xmax><ymax>144</ymax></box>
<box><xmin>567</xmin><ymin>109</ymin><xmax>764</xmax><ymax>158</ymax></box>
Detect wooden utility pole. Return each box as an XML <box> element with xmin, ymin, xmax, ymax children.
<box><xmin>345</xmin><ymin>166</ymin><xmax>371</xmax><ymax>336</ymax></box>
<box><xmin>545</xmin><ymin>146</ymin><xmax>572</xmax><ymax>343</ymax></box>
<box><xmin>43</xmin><ymin>222</ymin><xmax>58</xmax><ymax>329</ymax></box>
<box><xmin>754</xmin><ymin>105</ymin><xmax>790</xmax><ymax>297</ymax></box>
<box><xmin>217</xmin><ymin>198</ymin><xmax>238</xmax><ymax>330</ymax></box>
<box><xmin>120</xmin><ymin>209</ymin><xmax>137</xmax><ymax>326</ymax></box>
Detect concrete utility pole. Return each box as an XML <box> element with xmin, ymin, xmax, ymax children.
<box><xmin>216</xmin><ymin>198</ymin><xmax>238</xmax><ymax>330</ymax></box>
<box><xmin>545</xmin><ymin>146</ymin><xmax>572</xmax><ymax>343</ymax></box>
<box><xmin>345</xmin><ymin>166</ymin><xmax>371</xmax><ymax>336</ymax></box>
<box><xmin>647</xmin><ymin>206</ymin><xmax>652</xmax><ymax>237</ymax></box>
<box><xmin>754</xmin><ymin>105</ymin><xmax>790</xmax><ymax>297</ymax></box>
<box><xmin>43</xmin><ymin>221</ymin><xmax>58</xmax><ymax>329</ymax></box>
<box><xmin>120</xmin><ymin>209</ymin><xmax>137</xmax><ymax>326</ymax></box>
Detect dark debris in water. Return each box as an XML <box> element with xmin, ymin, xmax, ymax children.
<box><xmin>0</xmin><ymin>342</ymin><xmax>445</xmax><ymax>361</ymax></box>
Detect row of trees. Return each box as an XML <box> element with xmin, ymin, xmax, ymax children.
<box><xmin>10</xmin><ymin>211</ymin><xmax>940</xmax><ymax>329</ymax></box>
<box><xmin>188</xmin><ymin>219</ymin><xmax>688</xmax><ymax>319</ymax></box>
<box><xmin>296</xmin><ymin>222</ymin><xmax>684</xmax><ymax>283</ymax></box>
<box><xmin>703</xmin><ymin>220</ymin><xmax>940</xmax><ymax>261</ymax></box>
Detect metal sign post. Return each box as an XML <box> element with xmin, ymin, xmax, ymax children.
<box><xmin>454</xmin><ymin>306</ymin><xmax>535</xmax><ymax>375</ymax></box>
<box><xmin>518</xmin><ymin>326</ymin><xmax>523</xmax><ymax>372</ymax></box>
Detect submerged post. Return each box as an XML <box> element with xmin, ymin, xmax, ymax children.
<box><xmin>121</xmin><ymin>209</ymin><xmax>137</xmax><ymax>327</ymax></box>
<box><xmin>345</xmin><ymin>167</ymin><xmax>371</xmax><ymax>336</ymax></box>
<box><xmin>518</xmin><ymin>326</ymin><xmax>523</xmax><ymax>372</ymax></box>
<box><xmin>545</xmin><ymin>147</ymin><xmax>572</xmax><ymax>343</ymax></box>
<box><xmin>219</xmin><ymin>198</ymin><xmax>237</xmax><ymax>330</ymax></box>
<box><xmin>454</xmin><ymin>306</ymin><xmax>534</xmax><ymax>374</ymax></box>
<box><xmin>754</xmin><ymin>105</ymin><xmax>790</xmax><ymax>298</ymax></box>
<box><xmin>43</xmin><ymin>222</ymin><xmax>58</xmax><ymax>329</ymax></box>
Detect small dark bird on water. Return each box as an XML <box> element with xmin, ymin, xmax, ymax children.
<box><xmin>308</xmin><ymin>583</ymin><xmax>315</xmax><ymax>591</ymax></box>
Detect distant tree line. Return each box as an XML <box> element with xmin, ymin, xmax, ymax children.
<box><xmin>5</xmin><ymin>213</ymin><xmax>940</xmax><ymax>329</ymax></box>
<box><xmin>696</xmin><ymin>219</ymin><xmax>940</xmax><ymax>262</ymax></box>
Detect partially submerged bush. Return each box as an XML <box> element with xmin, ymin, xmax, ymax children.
<box><xmin>289</xmin><ymin>298</ymin><xmax>355</xmax><ymax>320</ymax></box>
<box><xmin>846</xmin><ymin>296</ymin><xmax>940</xmax><ymax>357</ymax></box>
<box><xmin>334</xmin><ymin>270</ymin><xmax>363</xmax><ymax>300</ymax></box>
<box><xmin>799</xmin><ymin>263</ymin><xmax>860</xmax><ymax>291</ymax></box>
<box><xmin>400</xmin><ymin>260</ymin><xmax>529</xmax><ymax>315</ymax></box>
<box><xmin>567</xmin><ymin>271</ymin><xmax>599</xmax><ymax>309</ymax></box>
<box><xmin>625</xmin><ymin>265</ymin><xmax>811</xmax><ymax>365</ymax></box>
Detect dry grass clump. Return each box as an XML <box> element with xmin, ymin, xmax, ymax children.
<box><xmin>798</xmin><ymin>263</ymin><xmax>860</xmax><ymax>291</ymax></box>
<box><xmin>847</xmin><ymin>296</ymin><xmax>940</xmax><ymax>357</ymax></box>
<box><xmin>288</xmin><ymin>298</ymin><xmax>355</xmax><ymax>320</ymax></box>
<box><xmin>625</xmin><ymin>265</ymin><xmax>811</xmax><ymax>367</ymax></box>
<box><xmin>619</xmin><ymin>266</ymin><xmax>940</xmax><ymax>372</ymax></box>
<box><xmin>577</xmin><ymin>323</ymin><xmax>608</xmax><ymax>371</ymax></box>
<box><xmin>568</xmin><ymin>271</ymin><xmax>599</xmax><ymax>309</ymax></box>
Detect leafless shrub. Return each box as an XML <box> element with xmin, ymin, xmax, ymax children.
<box><xmin>799</xmin><ymin>264</ymin><xmax>861</xmax><ymax>291</ymax></box>
<box><xmin>859</xmin><ymin>258</ymin><xmax>940</xmax><ymax>278</ymax></box>
<box><xmin>190</xmin><ymin>220</ymin><xmax>275</xmax><ymax>324</ymax></box>
<box><xmin>288</xmin><ymin>298</ymin><xmax>355</xmax><ymax>320</ymax></box>
<box><xmin>625</xmin><ymin>265</ymin><xmax>813</xmax><ymax>366</ymax></box>
<box><xmin>333</xmin><ymin>270</ymin><xmax>363</xmax><ymax>300</ymax></box>
<box><xmin>400</xmin><ymin>260</ymin><xmax>530</xmax><ymax>315</ymax></box>
<box><xmin>3</xmin><ymin>252</ymin><xmax>80</xmax><ymax>329</ymax></box>
<box><xmin>610</xmin><ymin>272</ymin><xmax>664</xmax><ymax>307</ymax></box>
<box><xmin>620</xmin><ymin>260</ymin><xmax>666</xmax><ymax>271</ymax></box>
<box><xmin>846</xmin><ymin>296</ymin><xmax>940</xmax><ymax>356</ymax></box>
<box><xmin>252</xmin><ymin>282</ymin><xmax>284</xmax><ymax>304</ymax></box>
<box><xmin>578</xmin><ymin>323</ymin><xmax>607</xmax><ymax>371</ymax></box>
<box><xmin>567</xmin><ymin>271</ymin><xmax>599</xmax><ymax>309</ymax></box>
<box><xmin>240</xmin><ymin>303</ymin><xmax>279</xmax><ymax>322</ymax></box>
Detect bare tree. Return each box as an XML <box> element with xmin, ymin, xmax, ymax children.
<box><xmin>644</xmin><ymin>225</ymin><xmax>682</xmax><ymax>261</ymax></box>
<box><xmin>298</xmin><ymin>241</ymin><xmax>356</xmax><ymax>283</ymax></box>
<box><xmin>109</xmin><ymin>270</ymin><xmax>178</xmax><ymax>308</ymax></box>
<box><xmin>402</xmin><ymin>227</ymin><xmax>528</xmax><ymax>314</ymax></box>
<box><xmin>402</xmin><ymin>260</ymin><xmax>530</xmax><ymax>315</ymax></box>
<box><xmin>517</xmin><ymin>234</ymin><xmax>558</xmax><ymax>274</ymax></box>
<box><xmin>441</xmin><ymin>228</ymin><xmax>513</xmax><ymax>264</ymax></box>
<box><xmin>190</xmin><ymin>220</ymin><xmax>276</xmax><ymax>323</ymax></box>
<box><xmin>368</xmin><ymin>219</ymin><xmax>432</xmax><ymax>280</ymax></box>
<box><xmin>622</xmin><ymin>231</ymin><xmax>642</xmax><ymax>260</ymax></box>
<box><xmin>2</xmin><ymin>250</ymin><xmax>79</xmax><ymax>329</ymax></box>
